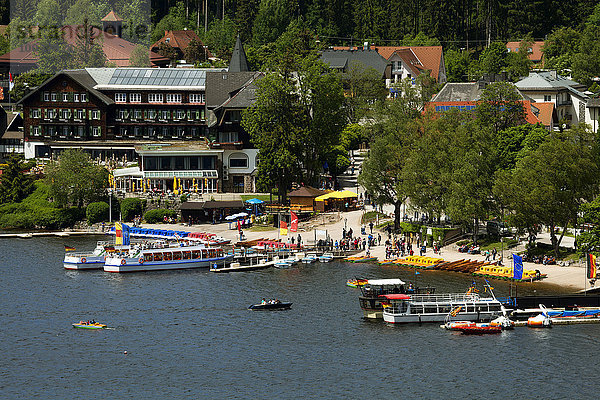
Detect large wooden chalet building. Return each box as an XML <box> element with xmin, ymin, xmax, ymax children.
<box><xmin>19</xmin><ymin>38</ymin><xmax>262</xmax><ymax>194</ymax></box>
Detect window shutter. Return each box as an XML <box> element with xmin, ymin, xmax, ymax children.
<box><xmin>89</xmin><ymin>110</ymin><xmax>92</xmax><ymax>119</ymax></box>
<box><xmin>68</xmin><ymin>109</ymin><xmax>72</xmax><ymax>118</ymax></box>
<box><xmin>187</xmin><ymin>110</ymin><xmax>191</xmax><ymax>120</ymax></box>
<box><xmin>195</xmin><ymin>111</ymin><xmax>200</xmax><ymax>120</ymax></box>
<box><xmin>97</xmin><ymin>110</ymin><xmax>101</xmax><ymax>119</ymax></box>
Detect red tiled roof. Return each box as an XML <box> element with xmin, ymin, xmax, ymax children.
<box><xmin>101</xmin><ymin>11</ymin><xmax>123</xmax><ymax>22</ymax></box>
<box><xmin>150</xmin><ymin>30</ymin><xmax>212</xmax><ymax>58</ymax></box>
<box><xmin>506</xmin><ymin>41</ymin><xmax>544</xmax><ymax>63</ymax></box>
<box><xmin>0</xmin><ymin>25</ymin><xmax>169</xmax><ymax>67</ymax></box>
<box><xmin>333</xmin><ymin>45</ymin><xmax>443</xmax><ymax>81</ymax></box>
<box><xmin>532</xmin><ymin>101</ymin><xmax>555</xmax><ymax>127</ymax></box>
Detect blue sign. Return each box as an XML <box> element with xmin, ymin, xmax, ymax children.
<box><xmin>513</xmin><ymin>254</ymin><xmax>523</xmax><ymax>280</ymax></box>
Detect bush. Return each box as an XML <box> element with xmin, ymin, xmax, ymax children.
<box><xmin>180</xmin><ymin>194</ymin><xmax>188</xmax><ymax>203</ymax></box>
<box><xmin>399</xmin><ymin>222</ymin><xmax>422</xmax><ymax>233</ymax></box>
<box><xmin>86</xmin><ymin>201</ymin><xmax>109</xmax><ymax>224</ymax></box>
<box><xmin>120</xmin><ymin>198</ymin><xmax>143</xmax><ymax>222</ymax></box>
<box><xmin>144</xmin><ymin>208</ymin><xmax>178</xmax><ymax>224</ymax></box>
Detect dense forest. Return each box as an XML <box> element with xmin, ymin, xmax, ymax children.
<box><xmin>1</xmin><ymin>0</ymin><xmax>598</xmax><ymax>47</ymax></box>
<box><xmin>2</xmin><ymin>0</ymin><xmax>600</xmax><ymax>85</ymax></box>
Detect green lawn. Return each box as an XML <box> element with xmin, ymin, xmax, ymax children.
<box><xmin>249</xmin><ymin>225</ymin><xmax>277</xmax><ymax>232</ymax></box>
<box><xmin>240</xmin><ymin>194</ymin><xmax>273</xmax><ymax>202</ymax></box>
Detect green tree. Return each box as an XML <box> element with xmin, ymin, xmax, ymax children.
<box><xmin>156</xmin><ymin>41</ymin><xmax>178</xmax><ymax>63</ymax></box>
<box><xmin>44</xmin><ymin>149</ymin><xmax>108</xmax><ymax>208</ymax></box>
<box><xmin>252</xmin><ymin>0</ymin><xmax>295</xmax><ymax>46</ymax></box>
<box><xmin>0</xmin><ymin>154</ymin><xmax>34</xmax><ymax>204</ymax></box>
<box><xmin>73</xmin><ymin>18</ymin><xmax>107</xmax><ymax>68</ymax></box>
<box><xmin>34</xmin><ymin>0</ymin><xmax>62</xmax><ymax>27</ymax></box>
<box><xmin>571</xmin><ymin>24</ymin><xmax>600</xmax><ymax>87</ymax></box>
<box><xmin>479</xmin><ymin>41</ymin><xmax>507</xmax><ymax>75</ymax></box>
<box><xmin>505</xmin><ymin>36</ymin><xmax>533</xmax><ymax>80</ymax></box>
<box><xmin>129</xmin><ymin>44</ymin><xmax>150</xmax><ymax>67</ymax></box>
<box><xmin>120</xmin><ymin>197</ymin><xmax>143</xmax><ymax>222</ymax></box>
<box><xmin>63</xmin><ymin>0</ymin><xmax>111</xmax><ymax>27</ymax></box>
<box><xmin>475</xmin><ymin>81</ymin><xmax>525</xmax><ymax>136</ymax></box>
<box><xmin>184</xmin><ymin>39</ymin><xmax>208</xmax><ymax>64</ymax></box>
<box><xmin>445</xmin><ymin>49</ymin><xmax>472</xmax><ymax>82</ymax></box>
<box><xmin>86</xmin><ymin>201</ymin><xmax>109</xmax><ymax>224</ymax></box>
<box><xmin>495</xmin><ymin>129</ymin><xmax>599</xmax><ymax>257</ymax></box>
<box><xmin>150</xmin><ymin>1</ymin><xmax>194</xmax><ymax>44</ymax></box>
<box><xmin>203</xmin><ymin>16</ymin><xmax>237</xmax><ymax>60</ymax></box>
<box><xmin>35</xmin><ymin>28</ymin><xmax>74</xmax><ymax>74</ymax></box>
<box><xmin>344</xmin><ymin>61</ymin><xmax>388</xmax><ymax>123</ymax></box>
<box><xmin>542</xmin><ymin>27</ymin><xmax>580</xmax><ymax>76</ymax></box>
<box><xmin>9</xmin><ymin>71</ymin><xmax>52</xmax><ymax>102</ymax></box>
<box><xmin>242</xmin><ymin>56</ymin><xmax>345</xmax><ymax>200</ymax></box>
<box><xmin>495</xmin><ymin>123</ymin><xmax>548</xmax><ymax>171</ymax></box>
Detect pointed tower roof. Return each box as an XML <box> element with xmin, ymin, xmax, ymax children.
<box><xmin>102</xmin><ymin>10</ymin><xmax>123</xmax><ymax>22</ymax></box>
<box><xmin>229</xmin><ymin>35</ymin><xmax>249</xmax><ymax>72</ymax></box>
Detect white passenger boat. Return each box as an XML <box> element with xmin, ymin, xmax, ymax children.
<box><xmin>104</xmin><ymin>242</ymin><xmax>233</xmax><ymax>272</ymax></box>
<box><xmin>382</xmin><ymin>292</ymin><xmax>503</xmax><ymax>324</ymax></box>
<box><xmin>63</xmin><ymin>241</ymin><xmax>129</xmax><ymax>270</ymax></box>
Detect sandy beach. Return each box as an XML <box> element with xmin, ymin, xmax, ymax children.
<box><xmin>142</xmin><ymin>209</ymin><xmax>590</xmax><ymax>292</ymax></box>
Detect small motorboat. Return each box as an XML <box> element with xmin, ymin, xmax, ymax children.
<box><xmin>318</xmin><ymin>252</ymin><xmax>334</xmax><ymax>263</ymax></box>
<box><xmin>444</xmin><ymin>321</ymin><xmax>476</xmax><ymax>330</ymax></box>
<box><xmin>459</xmin><ymin>323</ymin><xmax>502</xmax><ymax>335</ymax></box>
<box><xmin>274</xmin><ymin>259</ymin><xmax>294</xmax><ymax>268</ymax></box>
<box><xmin>346</xmin><ymin>278</ymin><xmax>369</xmax><ymax>288</ymax></box>
<box><xmin>301</xmin><ymin>254</ymin><xmax>317</xmax><ymax>264</ymax></box>
<box><xmin>248</xmin><ymin>301</ymin><xmax>292</xmax><ymax>310</ymax></box>
<box><xmin>527</xmin><ymin>304</ymin><xmax>553</xmax><ymax>328</ymax></box>
<box><xmin>72</xmin><ymin>321</ymin><xmax>107</xmax><ymax>329</ymax></box>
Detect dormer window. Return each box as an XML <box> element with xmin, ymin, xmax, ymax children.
<box><xmin>115</xmin><ymin>93</ymin><xmax>127</xmax><ymax>102</ymax></box>
<box><xmin>167</xmin><ymin>93</ymin><xmax>182</xmax><ymax>103</ymax></box>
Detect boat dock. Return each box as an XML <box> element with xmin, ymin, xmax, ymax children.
<box><xmin>0</xmin><ymin>231</ymin><xmax>105</xmax><ymax>238</ymax></box>
<box><xmin>440</xmin><ymin>318</ymin><xmax>600</xmax><ymax>329</ymax></box>
<box><xmin>210</xmin><ymin>260</ymin><xmax>276</xmax><ymax>273</ymax></box>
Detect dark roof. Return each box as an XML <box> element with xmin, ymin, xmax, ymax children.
<box><xmin>205</xmin><ymin>71</ymin><xmax>259</xmax><ymax>108</ymax></box>
<box><xmin>216</xmin><ymin>72</ymin><xmax>263</xmax><ymax>110</ymax></box>
<box><xmin>288</xmin><ymin>186</ymin><xmax>327</xmax><ymax>198</ymax></box>
<box><xmin>101</xmin><ymin>10</ymin><xmax>123</xmax><ymax>22</ymax></box>
<box><xmin>229</xmin><ymin>35</ymin><xmax>249</xmax><ymax>73</ymax></box>
<box><xmin>18</xmin><ymin>69</ymin><xmax>114</xmax><ymax>106</ymax></box>
<box><xmin>587</xmin><ymin>98</ymin><xmax>600</xmax><ymax>108</ymax></box>
<box><xmin>320</xmin><ymin>49</ymin><xmax>390</xmax><ymax>77</ymax></box>
<box><xmin>181</xmin><ymin>200</ymin><xmax>245</xmax><ymax>210</ymax></box>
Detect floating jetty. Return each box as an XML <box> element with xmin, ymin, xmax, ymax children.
<box><xmin>210</xmin><ymin>260</ymin><xmax>276</xmax><ymax>273</ymax></box>
<box><xmin>0</xmin><ymin>231</ymin><xmax>103</xmax><ymax>239</ymax></box>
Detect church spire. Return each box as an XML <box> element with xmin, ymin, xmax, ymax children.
<box><xmin>228</xmin><ymin>35</ymin><xmax>249</xmax><ymax>72</ymax></box>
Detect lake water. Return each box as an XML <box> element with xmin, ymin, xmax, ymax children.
<box><xmin>1</xmin><ymin>235</ymin><xmax>598</xmax><ymax>399</ymax></box>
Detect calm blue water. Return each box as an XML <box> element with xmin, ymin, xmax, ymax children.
<box><xmin>1</xmin><ymin>236</ymin><xmax>598</xmax><ymax>399</ymax></box>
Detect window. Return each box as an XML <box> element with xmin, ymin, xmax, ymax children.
<box><xmin>92</xmin><ymin>126</ymin><xmax>101</xmax><ymax>137</ymax></box>
<box><xmin>92</xmin><ymin>110</ymin><xmax>100</xmax><ymax>120</ymax></box>
<box><xmin>31</xmin><ymin>126</ymin><xmax>41</xmax><ymax>136</ymax></box>
<box><xmin>74</xmin><ymin>93</ymin><xmax>80</xmax><ymax>102</ymax></box>
<box><xmin>80</xmin><ymin>93</ymin><xmax>87</xmax><ymax>102</ymax></box>
<box><xmin>130</xmin><ymin>93</ymin><xmax>141</xmax><ymax>103</ymax></box>
<box><xmin>229</xmin><ymin>153</ymin><xmax>248</xmax><ymax>168</ymax></box>
<box><xmin>115</xmin><ymin>93</ymin><xmax>127</xmax><ymax>102</ymax></box>
<box><xmin>219</xmin><ymin>132</ymin><xmax>238</xmax><ymax>142</ymax></box>
<box><xmin>189</xmin><ymin>93</ymin><xmax>205</xmax><ymax>103</ymax></box>
<box><xmin>63</xmin><ymin>92</ymin><xmax>69</xmax><ymax>102</ymax></box>
<box><xmin>148</xmin><ymin>93</ymin><xmax>163</xmax><ymax>103</ymax></box>
<box><xmin>232</xmin><ymin>176</ymin><xmax>245</xmax><ymax>193</ymax></box>
<box><xmin>43</xmin><ymin>92</ymin><xmax>50</xmax><ymax>102</ymax></box>
<box><xmin>167</xmin><ymin>93</ymin><xmax>182</xmax><ymax>103</ymax></box>
<box><xmin>176</xmin><ymin>110</ymin><xmax>185</xmax><ymax>120</ymax></box>
<box><xmin>118</xmin><ymin>109</ymin><xmax>126</xmax><ymax>120</ymax></box>
<box><xmin>31</xmin><ymin>109</ymin><xmax>41</xmax><ymax>118</ymax></box>
<box><xmin>544</xmin><ymin>95</ymin><xmax>552</xmax><ymax>102</ymax></box>
<box><xmin>176</xmin><ymin>127</ymin><xmax>184</xmax><ymax>137</ymax></box>
<box><xmin>118</xmin><ymin>127</ymin><xmax>127</xmax><ymax>137</ymax></box>
<box><xmin>148</xmin><ymin>109</ymin><xmax>156</xmax><ymax>120</ymax></box>
<box><xmin>134</xmin><ymin>109</ymin><xmax>142</xmax><ymax>120</ymax></box>
<box><xmin>160</xmin><ymin>110</ymin><xmax>170</xmax><ymax>120</ymax></box>
<box><xmin>76</xmin><ymin>109</ymin><xmax>84</xmax><ymax>120</ymax></box>
<box><xmin>77</xmin><ymin>126</ymin><xmax>85</xmax><ymax>137</ymax></box>
<box><xmin>51</xmin><ymin>92</ymin><xmax>57</xmax><ymax>102</ymax></box>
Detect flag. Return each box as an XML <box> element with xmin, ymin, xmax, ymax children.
<box><xmin>115</xmin><ymin>222</ymin><xmax>130</xmax><ymax>245</ymax></box>
<box><xmin>280</xmin><ymin>221</ymin><xmax>288</xmax><ymax>236</ymax></box>
<box><xmin>290</xmin><ymin>211</ymin><xmax>298</xmax><ymax>232</ymax></box>
<box><xmin>64</xmin><ymin>245</ymin><xmax>75</xmax><ymax>251</ymax></box>
<box><xmin>237</xmin><ymin>219</ymin><xmax>241</xmax><ymax>232</ymax></box>
<box><xmin>587</xmin><ymin>253</ymin><xmax>597</xmax><ymax>279</ymax></box>
<box><xmin>450</xmin><ymin>306</ymin><xmax>462</xmax><ymax>317</ymax></box>
<box><xmin>9</xmin><ymin>72</ymin><xmax>14</xmax><ymax>91</ymax></box>
<box><xmin>513</xmin><ymin>254</ymin><xmax>523</xmax><ymax>280</ymax></box>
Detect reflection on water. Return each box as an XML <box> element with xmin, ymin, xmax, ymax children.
<box><xmin>0</xmin><ymin>236</ymin><xmax>596</xmax><ymax>398</ymax></box>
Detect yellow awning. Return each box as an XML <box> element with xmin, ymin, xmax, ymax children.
<box><xmin>315</xmin><ymin>190</ymin><xmax>358</xmax><ymax>201</ymax></box>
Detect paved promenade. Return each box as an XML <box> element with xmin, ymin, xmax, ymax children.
<box><xmin>142</xmin><ymin>209</ymin><xmax>589</xmax><ymax>291</ymax></box>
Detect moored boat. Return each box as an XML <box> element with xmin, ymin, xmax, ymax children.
<box><xmin>527</xmin><ymin>304</ymin><xmax>552</xmax><ymax>328</ymax></box>
<box><xmin>382</xmin><ymin>292</ymin><xmax>503</xmax><ymax>324</ymax></box>
<box><xmin>301</xmin><ymin>253</ymin><xmax>317</xmax><ymax>264</ymax></box>
<box><xmin>63</xmin><ymin>241</ymin><xmax>129</xmax><ymax>270</ymax></box>
<box><xmin>347</xmin><ymin>278</ymin><xmax>369</xmax><ymax>288</ymax></box>
<box><xmin>459</xmin><ymin>324</ymin><xmax>502</xmax><ymax>335</ymax></box>
<box><xmin>359</xmin><ymin>279</ymin><xmax>435</xmax><ymax>319</ymax></box>
<box><xmin>104</xmin><ymin>242</ymin><xmax>232</xmax><ymax>272</ymax></box>
<box><xmin>318</xmin><ymin>252</ymin><xmax>334</xmax><ymax>263</ymax></box>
